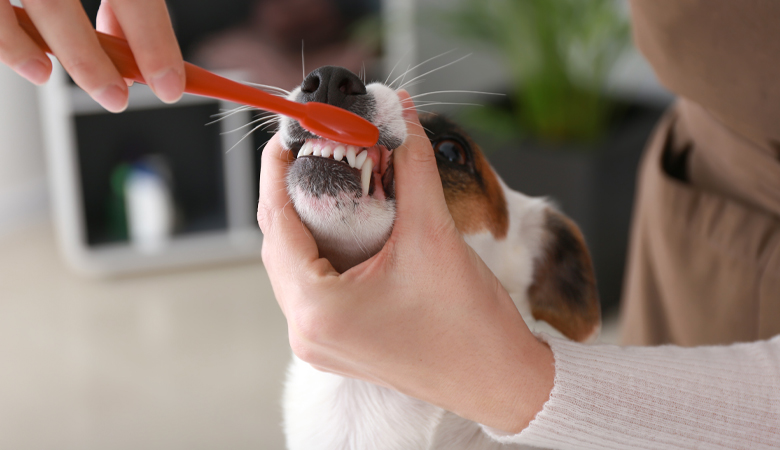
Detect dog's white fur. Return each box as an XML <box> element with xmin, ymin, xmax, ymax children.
<box><xmin>281</xmin><ymin>81</ymin><xmax>562</xmax><ymax>449</ymax></box>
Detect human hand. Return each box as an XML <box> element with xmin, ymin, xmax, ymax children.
<box><xmin>0</xmin><ymin>0</ymin><xmax>184</xmax><ymax>112</ymax></box>
<box><xmin>257</xmin><ymin>90</ymin><xmax>554</xmax><ymax>434</ymax></box>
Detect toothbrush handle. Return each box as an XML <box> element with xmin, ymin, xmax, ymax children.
<box><xmin>13</xmin><ymin>5</ymin><xmax>380</xmax><ymax>146</ymax></box>
<box><xmin>12</xmin><ymin>6</ymin><xmax>304</xmax><ymax>118</ymax></box>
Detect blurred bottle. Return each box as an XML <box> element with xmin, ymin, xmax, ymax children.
<box><xmin>124</xmin><ymin>157</ymin><xmax>175</xmax><ymax>253</ymax></box>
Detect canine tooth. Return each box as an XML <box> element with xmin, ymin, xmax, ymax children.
<box><xmin>300</xmin><ymin>141</ymin><xmax>313</xmax><ymax>156</ymax></box>
<box><xmin>361</xmin><ymin>158</ymin><xmax>373</xmax><ymax>197</ymax></box>
<box><xmin>333</xmin><ymin>145</ymin><xmax>346</xmax><ymax>161</ymax></box>
<box><xmin>346</xmin><ymin>146</ymin><xmax>357</xmax><ymax>167</ymax></box>
<box><xmin>321</xmin><ymin>145</ymin><xmax>332</xmax><ymax>158</ymax></box>
<box><xmin>312</xmin><ymin>146</ymin><xmax>322</xmax><ymax>157</ymax></box>
<box><xmin>355</xmin><ymin>150</ymin><xmax>368</xmax><ymax>170</ymax></box>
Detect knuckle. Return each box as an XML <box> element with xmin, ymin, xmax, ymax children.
<box><xmin>260</xmin><ymin>235</ymin><xmax>281</xmax><ymax>270</ymax></box>
<box><xmin>63</xmin><ymin>57</ymin><xmax>120</xmax><ymax>92</ymax></box>
<box><xmin>66</xmin><ymin>56</ymin><xmax>100</xmax><ymax>80</ymax></box>
<box><xmin>290</xmin><ymin>300</ymin><xmax>344</xmax><ymax>348</ymax></box>
<box><xmin>256</xmin><ymin>201</ymin><xmax>273</xmax><ymax>231</ymax></box>
<box><xmin>400</xmin><ymin>141</ymin><xmax>436</xmax><ymax>167</ymax></box>
<box><xmin>289</xmin><ymin>335</ymin><xmax>320</xmax><ymax>365</ymax></box>
<box><xmin>410</xmin><ymin>146</ymin><xmax>437</xmax><ymax>165</ymax></box>
<box><xmin>291</xmin><ymin>307</ymin><xmax>327</xmax><ymax>344</ymax></box>
<box><xmin>260</xmin><ymin>241</ymin><xmax>272</xmax><ymax>266</ymax></box>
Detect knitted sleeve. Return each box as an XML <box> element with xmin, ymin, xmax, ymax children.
<box><xmin>482</xmin><ymin>335</ymin><xmax>780</xmax><ymax>449</ymax></box>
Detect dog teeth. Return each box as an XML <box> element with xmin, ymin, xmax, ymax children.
<box><xmin>300</xmin><ymin>142</ymin><xmax>372</xmax><ymax>174</ymax></box>
<box><xmin>355</xmin><ymin>150</ymin><xmax>367</xmax><ymax>170</ymax></box>
<box><xmin>361</xmin><ymin>157</ymin><xmax>373</xmax><ymax>197</ymax></box>
<box><xmin>298</xmin><ymin>141</ymin><xmax>313</xmax><ymax>157</ymax></box>
<box><xmin>333</xmin><ymin>145</ymin><xmax>345</xmax><ymax>162</ymax></box>
<box><xmin>346</xmin><ymin>146</ymin><xmax>357</xmax><ymax>167</ymax></box>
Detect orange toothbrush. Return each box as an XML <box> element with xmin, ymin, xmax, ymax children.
<box><xmin>13</xmin><ymin>6</ymin><xmax>379</xmax><ymax>147</ymax></box>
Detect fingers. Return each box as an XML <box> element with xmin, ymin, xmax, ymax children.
<box><xmin>392</xmin><ymin>90</ymin><xmax>452</xmax><ymax>232</ymax></box>
<box><xmin>21</xmin><ymin>0</ymin><xmax>128</xmax><ymax>112</ymax></box>
<box><xmin>0</xmin><ymin>1</ymin><xmax>52</xmax><ymax>85</ymax></box>
<box><xmin>95</xmin><ymin>2</ymin><xmax>125</xmax><ymax>39</ymax></box>
<box><xmin>257</xmin><ymin>134</ymin><xmax>324</xmax><ymax>275</ymax></box>
<box><xmin>104</xmin><ymin>0</ymin><xmax>184</xmax><ymax>103</ymax></box>
<box><xmin>95</xmin><ymin>2</ymin><xmax>133</xmax><ymax>87</ymax></box>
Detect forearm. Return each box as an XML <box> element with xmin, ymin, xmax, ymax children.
<box><xmin>483</xmin><ymin>335</ymin><xmax>780</xmax><ymax>449</ymax></box>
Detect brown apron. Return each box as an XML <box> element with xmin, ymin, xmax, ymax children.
<box><xmin>620</xmin><ymin>1</ymin><xmax>780</xmax><ymax>346</ymax></box>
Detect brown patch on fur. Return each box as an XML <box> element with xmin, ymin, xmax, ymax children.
<box><xmin>527</xmin><ymin>209</ymin><xmax>600</xmax><ymax>342</ymax></box>
<box><xmin>419</xmin><ymin>114</ymin><xmax>509</xmax><ymax>239</ymax></box>
<box><xmin>444</xmin><ymin>144</ymin><xmax>509</xmax><ymax>239</ymax></box>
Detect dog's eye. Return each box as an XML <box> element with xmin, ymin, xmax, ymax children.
<box><xmin>434</xmin><ymin>140</ymin><xmax>466</xmax><ymax>165</ymax></box>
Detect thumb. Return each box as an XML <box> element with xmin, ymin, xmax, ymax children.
<box><xmin>257</xmin><ymin>133</ymin><xmax>326</xmax><ymax>278</ymax></box>
<box><xmin>392</xmin><ymin>90</ymin><xmax>451</xmax><ymax>232</ymax></box>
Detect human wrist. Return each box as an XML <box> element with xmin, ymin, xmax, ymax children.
<box><xmin>449</xmin><ymin>306</ymin><xmax>555</xmax><ymax>435</ymax></box>
<box><xmin>494</xmin><ymin>334</ymin><xmax>555</xmax><ymax>434</ymax></box>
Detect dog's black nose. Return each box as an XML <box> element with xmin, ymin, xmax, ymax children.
<box><xmin>300</xmin><ymin>66</ymin><xmax>366</xmax><ymax>109</ymax></box>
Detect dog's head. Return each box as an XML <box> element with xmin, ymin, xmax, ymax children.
<box><xmin>280</xmin><ymin>66</ymin><xmax>600</xmax><ymax>342</ymax></box>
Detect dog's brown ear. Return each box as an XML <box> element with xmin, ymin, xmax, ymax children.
<box><xmin>528</xmin><ymin>208</ymin><xmax>601</xmax><ymax>342</ymax></box>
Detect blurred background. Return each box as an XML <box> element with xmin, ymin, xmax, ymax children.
<box><xmin>0</xmin><ymin>0</ymin><xmax>671</xmax><ymax>448</ymax></box>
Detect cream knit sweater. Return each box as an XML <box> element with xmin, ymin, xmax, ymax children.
<box><xmin>483</xmin><ymin>335</ymin><xmax>780</xmax><ymax>449</ymax></box>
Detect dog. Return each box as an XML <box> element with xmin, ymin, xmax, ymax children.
<box><xmin>277</xmin><ymin>66</ymin><xmax>600</xmax><ymax>450</ymax></box>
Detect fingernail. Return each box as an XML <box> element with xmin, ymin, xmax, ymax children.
<box><xmin>149</xmin><ymin>68</ymin><xmax>183</xmax><ymax>104</ymax></box>
<box><xmin>94</xmin><ymin>84</ymin><xmax>128</xmax><ymax>113</ymax></box>
<box><xmin>15</xmin><ymin>59</ymin><xmax>49</xmax><ymax>85</ymax></box>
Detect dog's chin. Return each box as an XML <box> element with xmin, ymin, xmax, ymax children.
<box><xmin>286</xmin><ymin>141</ymin><xmax>398</xmax><ymax>273</ymax></box>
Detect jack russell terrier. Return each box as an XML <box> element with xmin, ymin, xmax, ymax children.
<box><xmin>277</xmin><ymin>66</ymin><xmax>600</xmax><ymax>450</ymax></box>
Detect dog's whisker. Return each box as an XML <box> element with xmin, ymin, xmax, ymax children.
<box><xmin>407</xmin><ymin>90</ymin><xmax>504</xmax><ymax>100</ymax></box>
<box><xmin>258</xmin><ymin>123</ymin><xmax>280</xmax><ymax>133</ymax></box>
<box><xmin>397</xmin><ymin>54</ymin><xmax>472</xmax><ymax>91</ymax></box>
<box><xmin>221</xmin><ymin>114</ymin><xmax>280</xmax><ymax>134</ymax></box>
<box><xmin>214</xmin><ymin>105</ymin><xmax>253</xmax><ymax>116</ymax></box>
<box><xmin>393</xmin><ymin>64</ymin><xmax>412</xmax><ymax>90</ymax></box>
<box><xmin>301</xmin><ymin>39</ymin><xmax>306</xmax><ymax>81</ymax></box>
<box><xmin>233</xmin><ymin>114</ymin><xmax>280</xmax><ymax>131</ymax></box>
<box><xmin>385</xmin><ymin>49</ymin><xmax>412</xmax><ymax>85</ymax></box>
<box><xmin>395</xmin><ymin>79</ymin><xmax>426</xmax><ymax>92</ymax></box>
<box><xmin>257</xmin><ymin>139</ymin><xmax>271</xmax><ymax>152</ymax></box>
<box><xmin>225</xmin><ymin>122</ymin><xmax>269</xmax><ymax>154</ymax></box>
<box><xmin>388</xmin><ymin>49</ymin><xmax>457</xmax><ymax>89</ymax></box>
<box><xmin>261</xmin><ymin>123</ymin><xmax>279</xmax><ymax>132</ymax></box>
<box><xmin>250</xmin><ymin>112</ymin><xmax>279</xmax><ymax>122</ymax></box>
<box><xmin>240</xmin><ymin>81</ymin><xmax>291</xmax><ymax>96</ymax></box>
<box><xmin>207</xmin><ymin>105</ymin><xmax>255</xmax><ymax>125</ymax></box>
<box><xmin>401</xmin><ymin>119</ymin><xmax>434</xmax><ymax>134</ymax></box>
<box><xmin>346</xmin><ymin>221</ymin><xmax>370</xmax><ymax>257</ymax></box>
<box><xmin>407</xmin><ymin>101</ymin><xmax>484</xmax><ymax>108</ymax></box>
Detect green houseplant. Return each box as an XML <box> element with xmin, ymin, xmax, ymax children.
<box><xmin>447</xmin><ymin>0</ymin><xmax>631</xmax><ymax>143</ymax></box>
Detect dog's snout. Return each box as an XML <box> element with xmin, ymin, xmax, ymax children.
<box><xmin>300</xmin><ymin>66</ymin><xmax>366</xmax><ymax>109</ymax></box>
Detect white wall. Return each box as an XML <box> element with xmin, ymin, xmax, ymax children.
<box><xmin>0</xmin><ymin>63</ymin><xmax>49</xmax><ymax>236</ymax></box>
